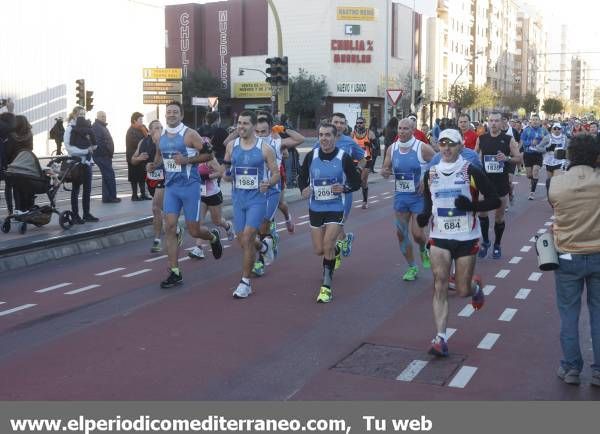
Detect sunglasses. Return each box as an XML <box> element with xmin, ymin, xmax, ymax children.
<box><xmin>438</xmin><ymin>139</ymin><xmax>460</xmax><ymax>147</ymax></box>
<box><xmin>552</xmin><ymin>127</ymin><xmax>561</xmax><ymax>130</ymax></box>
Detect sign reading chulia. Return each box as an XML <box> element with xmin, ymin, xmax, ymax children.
<box><xmin>233</xmin><ymin>82</ymin><xmax>272</xmax><ymax>99</ymax></box>
<box><xmin>337</xmin><ymin>6</ymin><xmax>375</xmax><ymax>21</ymax></box>
<box><xmin>336</xmin><ymin>82</ymin><xmax>368</xmax><ymax>95</ymax></box>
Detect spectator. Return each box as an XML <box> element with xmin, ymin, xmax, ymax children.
<box><xmin>126</xmin><ymin>112</ymin><xmax>150</xmax><ymax>201</ymax></box>
<box><xmin>1</xmin><ymin>108</ymin><xmax>16</xmax><ymax>213</ymax></box>
<box><xmin>548</xmin><ymin>133</ymin><xmax>600</xmax><ymax>386</ymax></box>
<box><xmin>369</xmin><ymin>116</ymin><xmax>381</xmax><ymax>172</ymax></box>
<box><xmin>205</xmin><ymin>111</ymin><xmax>228</xmax><ymax>165</ymax></box>
<box><xmin>383</xmin><ymin>117</ymin><xmax>399</xmax><ymax>157</ymax></box>
<box><xmin>431</xmin><ymin>118</ymin><xmax>441</xmax><ymax>144</ymax></box>
<box><xmin>4</xmin><ymin>115</ymin><xmax>34</xmax><ymax>212</ymax></box>
<box><xmin>92</xmin><ymin>111</ymin><xmax>120</xmax><ymax>203</ymax></box>
<box><xmin>64</xmin><ymin>106</ymin><xmax>98</xmax><ymax>224</ymax></box>
<box><xmin>49</xmin><ymin>117</ymin><xmax>65</xmax><ymax>155</ymax></box>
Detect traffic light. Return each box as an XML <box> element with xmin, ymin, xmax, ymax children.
<box><xmin>75</xmin><ymin>79</ymin><xmax>85</xmax><ymax>106</ymax></box>
<box><xmin>265</xmin><ymin>56</ymin><xmax>289</xmax><ymax>85</ymax></box>
<box><xmin>414</xmin><ymin>89</ymin><xmax>423</xmax><ymax>106</ymax></box>
<box><xmin>85</xmin><ymin>90</ymin><xmax>94</xmax><ymax>112</ymax></box>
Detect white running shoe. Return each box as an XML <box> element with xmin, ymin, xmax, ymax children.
<box><xmin>225</xmin><ymin>220</ymin><xmax>235</xmax><ymax>241</ymax></box>
<box><xmin>262</xmin><ymin>237</ymin><xmax>275</xmax><ymax>266</ymax></box>
<box><xmin>188</xmin><ymin>246</ymin><xmax>205</xmax><ymax>259</ymax></box>
<box><xmin>233</xmin><ymin>281</ymin><xmax>252</xmax><ymax>299</ymax></box>
<box><xmin>285</xmin><ymin>213</ymin><xmax>295</xmax><ymax>233</ymax></box>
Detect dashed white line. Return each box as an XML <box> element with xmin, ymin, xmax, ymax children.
<box><xmin>145</xmin><ymin>255</ymin><xmax>168</xmax><ymax>263</ymax></box>
<box><xmin>511</xmin><ymin>181</ymin><xmax>519</xmax><ymax>185</ymax></box>
<box><xmin>0</xmin><ymin>304</ymin><xmax>36</xmax><ymax>317</ymax></box>
<box><xmin>95</xmin><ymin>267</ymin><xmax>126</xmax><ymax>276</ymax></box>
<box><xmin>529</xmin><ymin>237</ymin><xmax>537</xmax><ymax>242</ymax></box>
<box><xmin>508</xmin><ymin>256</ymin><xmax>522</xmax><ymax>264</ymax></box>
<box><xmin>515</xmin><ymin>288</ymin><xmax>532</xmax><ymax>300</ymax></box>
<box><xmin>297</xmin><ymin>221</ymin><xmax>310</xmax><ymax>226</ymax></box>
<box><xmin>495</xmin><ymin>269</ymin><xmax>511</xmax><ymax>278</ymax></box>
<box><xmin>498</xmin><ymin>308</ymin><xmax>518</xmax><ymax>322</ymax></box>
<box><xmin>520</xmin><ymin>245</ymin><xmax>532</xmax><ymax>253</ymax></box>
<box><xmin>446</xmin><ymin>328</ymin><xmax>457</xmax><ymax>340</ymax></box>
<box><xmin>482</xmin><ymin>285</ymin><xmax>496</xmax><ymax>296</ymax></box>
<box><xmin>0</xmin><ymin>302</ymin><xmax>4</xmax><ymax>306</ymax></box>
<box><xmin>276</xmin><ymin>228</ymin><xmax>286</xmax><ymax>232</ymax></box>
<box><xmin>537</xmin><ymin>228</ymin><xmax>547</xmax><ymax>234</ymax></box>
<box><xmin>371</xmin><ymin>200</ymin><xmax>380</xmax><ymax>203</ymax></box>
<box><xmin>178</xmin><ymin>257</ymin><xmax>190</xmax><ymax>262</ymax></box>
<box><xmin>396</xmin><ymin>360</ymin><xmax>428</xmax><ymax>381</ymax></box>
<box><xmin>35</xmin><ymin>282</ymin><xmax>72</xmax><ymax>293</ymax></box>
<box><xmin>354</xmin><ymin>200</ymin><xmax>363</xmax><ymax>203</ymax></box>
<box><xmin>368</xmin><ymin>195</ymin><xmax>378</xmax><ymax>199</ymax></box>
<box><xmin>448</xmin><ymin>366</ymin><xmax>478</xmax><ymax>388</ymax></box>
<box><xmin>544</xmin><ymin>222</ymin><xmax>552</xmax><ymax>226</ymax></box>
<box><xmin>477</xmin><ymin>333</ymin><xmax>500</xmax><ymax>350</ymax></box>
<box><xmin>65</xmin><ymin>285</ymin><xmax>101</xmax><ymax>295</ymax></box>
<box><xmin>458</xmin><ymin>304</ymin><xmax>475</xmax><ymax>317</ymax></box>
<box><xmin>528</xmin><ymin>272</ymin><xmax>543</xmax><ymax>282</ymax></box>
<box><xmin>550</xmin><ymin>215</ymin><xmax>556</xmax><ymax>220</ymax></box>
<box><xmin>123</xmin><ymin>269</ymin><xmax>152</xmax><ymax>278</ymax></box>
<box><xmin>354</xmin><ymin>205</ymin><xmax>362</xmax><ymax>208</ymax></box>
<box><xmin>299</xmin><ymin>214</ymin><xmax>309</xmax><ymax>219</ymax></box>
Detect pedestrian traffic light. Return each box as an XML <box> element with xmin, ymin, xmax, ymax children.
<box><xmin>414</xmin><ymin>89</ymin><xmax>423</xmax><ymax>106</ymax></box>
<box><xmin>75</xmin><ymin>79</ymin><xmax>85</xmax><ymax>106</ymax></box>
<box><xmin>279</xmin><ymin>56</ymin><xmax>289</xmax><ymax>85</ymax></box>
<box><xmin>85</xmin><ymin>90</ymin><xmax>94</xmax><ymax>112</ymax></box>
<box><xmin>265</xmin><ymin>57</ymin><xmax>289</xmax><ymax>85</ymax></box>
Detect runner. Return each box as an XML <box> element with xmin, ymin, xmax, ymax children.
<box><xmin>538</xmin><ymin>122</ymin><xmax>569</xmax><ymax>181</ymax></box>
<box><xmin>146</xmin><ymin>101</ymin><xmax>224</xmax><ymax>288</ymax></box>
<box><xmin>474</xmin><ymin>112</ymin><xmax>521</xmax><ymax>259</ymax></box>
<box><xmin>381</xmin><ymin>118</ymin><xmax>435</xmax><ymax>281</ymax></box>
<box><xmin>417</xmin><ymin>128</ymin><xmax>501</xmax><ymax>356</ymax></box>
<box><xmin>520</xmin><ymin>114</ymin><xmax>548</xmax><ymax>200</ymax></box>
<box><xmin>298</xmin><ymin>123</ymin><xmax>361</xmax><ymax>303</ymax></box>
<box><xmin>187</xmin><ymin>156</ymin><xmax>235</xmax><ymax>259</ymax></box>
<box><xmin>351</xmin><ymin>116</ymin><xmax>377</xmax><ymax>209</ymax></box>
<box><xmin>223</xmin><ymin>111</ymin><xmax>280</xmax><ymax>299</ymax></box>
<box><xmin>458</xmin><ymin>114</ymin><xmax>478</xmax><ymax>150</ymax></box>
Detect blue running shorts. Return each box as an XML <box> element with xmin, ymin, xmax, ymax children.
<box><xmin>163</xmin><ymin>183</ymin><xmax>201</xmax><ymax>222</ymax></box>
<box><xmin>394</xmin><ymin>194</ymin><xmax>424</xmax><ymax>214</ymax></box>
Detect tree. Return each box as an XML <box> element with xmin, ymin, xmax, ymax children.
<box><xmin>522</xmin><ymin>92</ymin><xmax>540</xmax><ymax>114</ymax></box>
<box><xmin>181</xmin><ymin>68</ymin><xmax>228</xmax><ymax>117</ymax></box>
<box><xmin>474</xmin><ymin>85</ymin><xmax>499</xmax><ymax>111</ymax></box>
<box><xmin>501</xmin><ymin>94</ymin><xmax>524</xmax><ymax>111</ymax></box>
<box><xmin>286</xmin><ymin>68</ymin><xmax>327</xmax><ymax>128</ymax></box>
<box><xmin>448</xmin><ymin>84</ymin><xmax>477</xmax><ymax>114</ymax></box>
<box><xmin>542</xmin><ymin>98</ymin><xmax>564</xmax><ymax>117</ymax></box>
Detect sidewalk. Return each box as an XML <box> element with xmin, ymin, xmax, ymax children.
<box><xmin>0</xmin><ymin>146</ymin><xmax>386</xmax><ymax>271</ymax></box>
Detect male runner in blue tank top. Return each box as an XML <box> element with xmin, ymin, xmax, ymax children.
<box><xmin>298</xmin><ymin>123</ymin><xmax>362</xmax><ymax>303</ymax></box>
<box><xmin>223</xmin><ymin>111</ymin><xmax>280</xmax><ymax>299</ymax></box>
<box><xmin>146</xmin><ymin>101</ymin><xmax>223</xmax><ymax>288</ymax></box>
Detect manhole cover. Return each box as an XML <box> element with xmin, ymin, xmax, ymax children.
<box><xmin>332</xmin><ymin>343</ymin><xmax>466</xmax><ymax>386</ymax></box>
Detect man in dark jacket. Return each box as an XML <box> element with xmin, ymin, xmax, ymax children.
<box><xmin>92</xmin><ymin>111</ymin><xmax>120</xmax><ymax>203</ymax></box>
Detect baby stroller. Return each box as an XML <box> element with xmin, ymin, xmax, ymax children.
<box><xmin>1</xmin><ymin>151</ymin><xmax>81</xmax><ymax>234</ymax></box>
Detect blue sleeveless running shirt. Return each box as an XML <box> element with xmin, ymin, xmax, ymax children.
<box><xmin>158</xmin><ymin>126</ymin><xmax>199</xmax><ymax>186</ymax></box>
<box><xmin>309</xmin><ymin>148</ymin><xmax>346</xmax><ymax>213</ymax></box>
<box><xmin>231</xmin><ymin>137</ymin><xmax>268</xmax><ymax>203</ymax></box>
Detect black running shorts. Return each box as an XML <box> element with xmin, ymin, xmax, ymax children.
<box><xmin>201</xmin><ymin>191</ymin><xmax>223</xmax><ymax>207</ymax></box>
<box><xmin>428</xmin><ymin>238</ymin><xmax>480</xmax><ymax>259</ymax></box>
<box><xmin>523</xmin><ymin>152</ymin><xmax>543</xmax><ymax>168</ymax></box>
<box><xmin>309</xmin><ymin>210</ymin><xmax>344</xmax><ymax>228</ymax></box>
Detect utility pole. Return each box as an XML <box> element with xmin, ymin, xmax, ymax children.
<box><xmin>384</xmin><ymin>0</ymin><xmax>390</xmax><ymax>125</ymax></box>
<box><xmin>267</xmin><ymin>0</ymin><xmax>287</xmax><ymax>116</ymax></box>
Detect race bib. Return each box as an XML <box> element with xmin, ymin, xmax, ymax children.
<box><xmin>235</xmin><ymin>167</ymin><xmax>259</xmax><ymax>190</ymax></box>
<box><xmin>164</xmin><ymin>159</ymin><xmax>181</xmax><ymax>173</ymax></box>
<box><xmin>394</xmin><ymin>172</ymin><xmax>416</xmax><ymax>193</ymax></box>
<box><xmin>147</xmin><ymin>169</ymin><xmax>164</xmax><ymax>180</ymax></box>
<box><xmin>313</xmin><ymin>178</ymin><xmax>338</xmax><ymax>201</ymax></box>
<box><xmin>201</xmin><ymin>183</ymin><xmax>207</xmax><ymax>196</ymax></box>
<box><xmin>437</xmin><ymin>208</ymin><xmax>469</xmax><ymax>234</ymax></box>
<box><xmin>484</xmin><ymin>155</ymin><xmax>503</xmax><ymax>173</ymax></box>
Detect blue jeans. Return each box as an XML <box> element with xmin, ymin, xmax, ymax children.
<box><xmin>554</xmin><ymin>252</ymin><xmax>600</xmax><ymax>372</ymax></box>
<box><xmin>94</xmin><ymin>156</ymin><xmax>117</xmax><ymax>201</ymax></box>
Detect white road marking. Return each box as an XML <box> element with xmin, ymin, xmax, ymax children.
<box><xmin>184</xmin><ymin>247</ymin><xmax>195</xmax><ymax>251</ymax></box>
<box><xmin>544</xmin><ymin>222</ymin><xmax>552</xmax><ymax>226</ymax></box>
<box><xmin>276</xmin><ymin>228</ymin><xmax>286</xmax><ymax>232</ymax></box>
<box><xmin>396</xmin><ymin>360</ymin><xmax>428</xmax><ymax>381</ymax></box>
<box><xmin>529</xmin><ymin>237</ymin><xmax>537</xmax><ymax>242</ymax></box>
<box><xmin>297</xmin><ymin>221</ymin><xmax>310</xmax><ymax>226</ymax></box>
<box><xmin>520</xmin><ymin>245</ymin><xmax>532</xmax><ymax>253</ymax></box>
<box><xmin>446</xmin><ymin>328</ymin><xmax>457</xmax><ymax>340</ymax></box>
<box><xmin>123</xmin><ymin>269</ymin><xmax>152</xmax><ymax>278</ymax></box>
<box><xmin>354</xmin><ymin>205</ymin><xmax>362</xmax><ymax>208</ymax></box>
<box><xmin>65</xmin><ymin>285</ymin><xmax>101</xmax><ymax>295</ymax></box>
<box><xmin>550</xmin><ymin>215</ymin><xmax>555</xmax><ymax>220</ymax></box>
<box><xmin>369</xmin><ymin>195</ymin><xmax>378</xmax><ymax>199</ymax></box>
<box><xmin>498</xmin><ymin>308</ymin><xmax>518</xmax><ymax>322</ymax></box>
<box><xmin>495</xmin><ymin>269</ymin><xmax>511</xmax><ymax>278</ymax></box>
<box><xmin>482</xmin><ymin>285</ymin><xmax>495</xmax><ymax>295</ymax></box>
<box><xmin>145</xmin><ymin>255</ymin><xmax>168</xmax><ymax>263</ymax></box>
<box><xmin>0</xmin><ymin>302</ymin><xmax>4</xmax><ymax>305</ymax></box>
<box><xmin>354</xmin><ymin>200</ymin><xmax>363</xmax><ymax>203</ymax></box>
<box><xmin>537</xmin><ymin>228</ymin><xmax>547</xmax><ymax>234</ymax></box>
<box><xmin>371</xmin><ymin>200</ymin><xmax>380</xmax><ymax>203</ymax></box>
<box><xmin>515</xmin><ymin>288</ymin><xmax>532</xmax><ymax>300</ymax></box>
<box><xmin>95</xmin><ymin>267</ymin><xmax>125</xmax><ymax>276</ymax></box>
<box><xmin>509</xmin><ymin>256</ymin><xmax>522</xmax><ymax>264</ymax></box>
<box><xmin>299</xmin><ymin>214</ymin><xmax>309</xmax><ymax>219</ymax></box>
<box><xmin>512</xmin><ymin>181</ymin><xmax>519</xmax><ymax>185</ymax></box>
<box><xmin>178</xmin><ymin>257</ymin><xmax>190</xmax><ymax>262</ymax></box>
<box><xmin>0</xmin><ymin>304</ymin><xmax>36</xmax><ymax>317</ymax></box>
<box><xmin>448</xmin><ymin>366</ymin><xmax>478</xmax><ymax>388</ymax></box>
<box><xmin>458</xmin><ymin>304</ymin><xmax>475</xmax><ymax>317</ymax></box>
<box><xmin>528</xmin><ymin>272</ymin><xmax>543</xmax><ymax>282</ymax></box>
<box><xmin>477</xmin><ymin>333</ymin><xmax>501</xmax><ymax>350</ymax></box>
<box><xmin>35</xmin><ymin>282</ymin><xmax>72</xmax><ymax>293</ymax></box>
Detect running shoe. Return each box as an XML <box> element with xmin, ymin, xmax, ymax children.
<box><xmin>402</xmin><ymin>265</ymin><xmax>419</xmax><ymax>281</ymax></box>
<box><xmin>150</xmin><ymin>239</ymin><xmax>162</xmax><ymax>253</ymax></box>
<box><xmin>209</xmin><ymin>229</ymin><xmax>223</xmax><ymax>259</ymax></box>
<box><xmin>557</xmin><ymin>366</ymin><xmax>581</xmax><ymax>385</ymax></box>
<box><xmin>285</xmin><ymin>214</ymin><xmax>295</xmax><ymax>233</ymax></box>
<box><xmin>528</xmin><ymin>192</ymin><xmax>535</xmax><ymax>200</ymax></box>
<box><xmin>188</xmin><ymin>246</ymin><xmax>205</xmax><ymax>259</ymax></box>
<box><xmin>492</xmin><ymin>245</ymin><xmax>502</xmax><ymax>259</ymax></box>
<box><xmin>160</xmin><ymin>269</ymin><xmax>182</xmax><ymax>289</ymax></box>
<box><xmin>421</xmin><ymin>249</ymin><xmax>431</xmax><ymax>269</ymax></box>
<box><xmin>270</xmin><ymin>226</ymin><xmax>280</xmax><ymax>258</ymax></box>
<box><xmin>428</xmin><ymin>336</ymin><xmax>449</xmax><ymax>357</ymax></box>
<box><xmin>233</xmin><ymin>280</ymin><xmax>252</xmax><ymax>299</ymax></box>
<box><xmin>478</xmin><ymin>241</ymin><xmax>490</xmax><ymax>258</ymax></box>
<box><xmin>341</xmin><ymin>232</ymin><xmax>354</xmax><ymax>257</ymax></box>
<box><xmin>176</xmin><ymin>222</ymin><xmax>185</xmax><ymax>247</ymax></box>
<box><xmin>591</xmin><ymin>370</ymin><xmax>600</xmax><ymax>387</ymax></box>
<box><xmin>252</xmin><ymin>261</ymin><xmax>265</xmax><ymax>277</ymax></box>
<box><xmin>361</xmin><ymin>201</ymin><xmax>368</xmax><ymax>209</ymax></box>
<box><xmin>225</xmin><ymin>220</ymin><xmax>235</xmax><ymax>241</ymax></box>
<box><xmin>334</xmin><ymin>249</ymin><xmax>342</xmax><ymax>270</ymax></box>
<box><xmin>262</xmin><ymin>237</ymin><xmax>275</xmax><ymax>265</ymax></box>
<box><xmin>471</xmin><ymin>278</ymin><xmax>485</xmax><ymax>310</ymax></box>
<box><xmin>316</xmin><ymin>286</ymin><xmax>332</xmax><ymax>303</ymax></box>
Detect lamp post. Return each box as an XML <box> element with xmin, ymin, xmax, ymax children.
<box><xmin>239</xmin><ymin>67</ymin><xmax>275</xmax><ymax>114</ymax></box>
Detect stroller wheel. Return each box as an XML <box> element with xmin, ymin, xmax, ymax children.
<box><xmin>59</xmin><ymin>210</ymin><xmax>74</xmax><ymax>229</ymax></box>
<box><xmin>19</xmin><ymin>222</ymin><xmax>27</xmax><ymax>234</ymax></box>
<box><xmin>1</xmin><ymin>219</ymin><xmax>10</xmax><ymax>233</ymax></box>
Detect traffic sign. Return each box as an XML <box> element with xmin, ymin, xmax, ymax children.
<box><xmin>143</xmin><ymin>81</ymin><xmax>183</xmax><ymax>92</ymax></box>
<box><xmin>192</xmin><ymin>97</ymin><xmax>209</xmax><ymax>107</ymax></box>
<box><xmin>143</xmin><ymin>94</ymin><xmax>183</xmax><ymax>105</ymax></box>
<box><xmin>208</xmin><ymin>97</ymin><xmax>219</xmax><ymax>108</ymax></box>
<box><xmin>386</xmin><ymin>89</ymin><xmax>403</xmax><ymax>105</ymax></box>
<box><xmin>143</xmin><ymin>68</ymin><xmax>182</xmax><ymax>80</ymax></box>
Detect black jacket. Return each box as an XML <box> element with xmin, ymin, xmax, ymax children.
<box><xmin>92</xmin><ymin>119</ymin><xmax>115</xmax><ymax>158</ymax></box>
<box><xmin>70</xmin><ymin>117</ymin><xmax>96</xmax><ymax>150</ymax></box>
